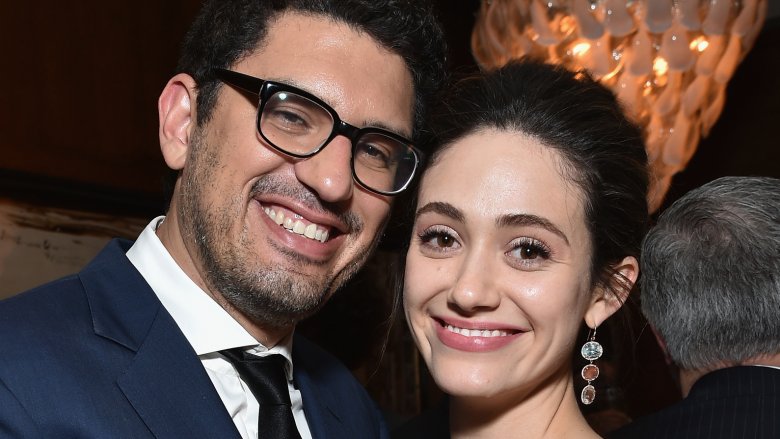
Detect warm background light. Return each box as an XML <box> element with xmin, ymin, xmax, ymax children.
<box><xmin>472</xmin><ymin>0</ymin><xmax>768</xmax><ymax>211</ymax></box>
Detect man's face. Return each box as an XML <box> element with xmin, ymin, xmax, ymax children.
<box><xmin>173</xmin><ymin>12</ymin><xmax>414</xmax><ymax>331</ymax></box>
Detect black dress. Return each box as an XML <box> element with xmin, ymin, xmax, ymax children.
<box><xmin>392</xmin><ymin>398</ymin><xmax>450</xmax><ymax>439</ymax></box>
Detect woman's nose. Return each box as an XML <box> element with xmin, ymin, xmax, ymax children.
<box><xmin>447</xmin><ymin>253</ymin><xmax>500</xmax><ymax>314</ymax></box>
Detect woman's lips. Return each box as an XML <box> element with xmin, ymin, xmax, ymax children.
<box><xmin>433</xmin><ymin>317</ymin><xmax>527</xmax><ymax>352</ymax></box>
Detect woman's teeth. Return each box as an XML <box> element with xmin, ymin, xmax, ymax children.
<box><xmin>264</xmin><ymin>207</ymin><xmax>329</xmax><ymax>243</ymax></box>
<box><xmin>445</xmin><ymin>324</ymin><xmax>511</xmax><ymax>338</ymax></box>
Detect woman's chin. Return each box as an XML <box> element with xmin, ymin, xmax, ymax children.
<box><xmin>432</xmin><ymin>373</ymin><xmax>503</xmax><ymax>400</ymax></box>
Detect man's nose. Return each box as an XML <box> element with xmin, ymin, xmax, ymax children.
<box><xmin>293</xmin><ymin>135</ymin><xmax>354</xmax><ymax>202</ymax></box>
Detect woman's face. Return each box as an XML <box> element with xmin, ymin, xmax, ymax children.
<box><xmin>404</xmin><ymin>129</ymin><xmax>603</xmax><ymax>400</ymax></box>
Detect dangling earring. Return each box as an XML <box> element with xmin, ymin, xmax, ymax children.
<box><xmin>580</xmin><ymin>326</ymin><xmax>603</xmax><ymax>405</ymax></box>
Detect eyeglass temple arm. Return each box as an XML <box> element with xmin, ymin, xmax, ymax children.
<box><xmin>213</xmin><ymin>68</ymin><xmax>263</xmax><ymax>95</ymax></box>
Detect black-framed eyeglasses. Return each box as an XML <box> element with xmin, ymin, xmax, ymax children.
<box><xmin>213</xmin><ymin>68</ymin><xmax>422</xmax><ymax>196</ymax></box>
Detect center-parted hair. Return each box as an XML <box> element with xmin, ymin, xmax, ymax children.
<box><xmin>640</xmin><ymin>176</ymin><xmax>780</xmax><ymax>370</ymax></box>
<box><xmin>417</xmin><ymin>59</ymin><xmax>649</xmax><ymax>297</ymax></box>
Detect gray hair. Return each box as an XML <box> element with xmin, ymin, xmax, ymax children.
<box><xmin>640</xmin><ymin>176</ymin><xmax>780</xmax><ymax>370</ymax></box>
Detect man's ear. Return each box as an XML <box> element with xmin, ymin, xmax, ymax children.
<box><xmin>584</xmin><ymin>256</ymin><xmax>639</xmax><ymax>329</ymax></box>
<box><xmin>159</xmin><ymin>73</ymin><xmax>198</xmax><ymax>171</ymax></box>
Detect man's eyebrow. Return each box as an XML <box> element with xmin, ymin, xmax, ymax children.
<box><xmin>363</xmin><ymin>120</ymin><xmax>412</xmax><ymax>139</ymax></box>
<box><xmin>496</xmin><ymin>213</ymin><xmax>570</xmax><ymax>245</ymax></box>
<box><xmin>415</xmin><ymin>201</ymin><xmax>465</xmax><ymax>223</ymax></box>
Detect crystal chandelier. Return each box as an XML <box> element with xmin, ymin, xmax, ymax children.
<box><xmin>472</xmin><ymin>0</ymin><xmax>767</xmax><ymax>211</ymax></box>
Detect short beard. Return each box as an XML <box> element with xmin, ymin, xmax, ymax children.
<box><xmin>178</xmin><ymin>129</ymin><xmax>377</xmax><ymax>330</ymax></box>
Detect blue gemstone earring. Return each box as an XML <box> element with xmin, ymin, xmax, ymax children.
<box><xmin>580</xmin><ymin>327</ymin><xmax>603</xmax><ymax>405</ymax></box>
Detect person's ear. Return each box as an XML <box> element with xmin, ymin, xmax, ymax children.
<box><xmin>159</xmin><ymin>73</ymin><xmax>198</xmax><ymax>171</ymax></box>
<box><xmin>584</xmin><ymin>256</ymin><xmax>639</xmax><ymax>328</ymax></box>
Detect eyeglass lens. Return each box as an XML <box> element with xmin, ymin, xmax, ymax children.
<box><xmin>259</xmin><ymin>90</ymin><xmax>416</xmax><ymax>194</ymax></box>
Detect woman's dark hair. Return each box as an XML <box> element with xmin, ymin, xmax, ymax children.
<box><xmin>407</xmin><ymin>59</ymin><xmax>649</xmax><ymax>298</ymax></box>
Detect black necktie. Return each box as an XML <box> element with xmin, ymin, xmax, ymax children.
<box><xmin>220</xmin><ymin>348</ymin><xmax>302</xmax><ymax>439</ymax></box>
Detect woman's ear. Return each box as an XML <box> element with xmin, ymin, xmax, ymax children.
<box><xmin>584</xmin><ymin>256</ymin><xmax>639</xmax><ymax>328</ymax></box>
<box><xmin>159</xmin><ymin>73</ymin><xmax>198</xmax><ymax>171</ymax></box>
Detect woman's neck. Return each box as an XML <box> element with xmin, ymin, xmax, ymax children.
<box><xmin>448</xmin><ymin>373</ymin><xmax>598</xmax><ymax>439</ymax></box>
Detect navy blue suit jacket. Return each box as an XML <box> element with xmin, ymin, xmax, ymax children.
<box><xmin>609</xmin><ymin>366</ymin><xmax>780</xmax><ymax>439</ymax></box>
<box><xmin>0</xmin><ymin>239</ymin><xmax>388</xmax><ymax>438</ymax></box>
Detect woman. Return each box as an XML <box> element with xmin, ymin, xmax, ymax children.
<box><xmin>397</xmin><ymin>60</ymin><xmax>649</xmax><ymax>438</ymax></box>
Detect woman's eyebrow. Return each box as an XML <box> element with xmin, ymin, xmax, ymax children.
<box><xmin>415</xmin><ymin>201</ymin><xmax>465</xmax><ymax>223</ymax></box>
<box><xmin>415</xmin><ymin>203</ymin><xmax>569</xmax><ymax>245</ymax></box>
<box><xmin>496</xmin><ymin>213</ymin><xmax>570</xmax><ymax>246</ymax></box>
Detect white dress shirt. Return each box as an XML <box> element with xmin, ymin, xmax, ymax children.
<box><xmin>126</xmin><ymin>216</ymin><xmax>312</xmax><ymax>439</ymax></box>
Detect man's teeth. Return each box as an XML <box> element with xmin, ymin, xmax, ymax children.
<box><xmin>264</xmin><ymin>207</ymin><xmax>329</xmax><ymax>243</ymax></box>
<box><xmin>445</xmin><ymin>324</ymin><xmax>511</xmax><ymax>338</ymax></box>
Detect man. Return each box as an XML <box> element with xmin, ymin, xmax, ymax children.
<box><xmin>611</xmin><ymin>176</ymin><xmax>780</xmax><ymax>439</ymax></box>
<box><xmin>0</xmin><ymin>1</ymin><xmax>447</xmax><ymax>437</ymax></box>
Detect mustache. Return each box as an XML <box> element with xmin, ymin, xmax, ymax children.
<box><xmin>250</xmin><ymin>175</ymin><xmax>363</xmax><ymax>234</ymax></box>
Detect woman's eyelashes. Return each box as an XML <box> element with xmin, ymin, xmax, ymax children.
<box><xmin>417</xmin><ymin>225</ymin><xmax>553</xmax><ymax>268</ymax></box>
<box><xmin>506</xmin><ymin>237</ymin><xmax>552</xmax><ymax>268</ymax></box>
<box><xmin>417</xmin><ymin>225</ymin><xmax>461</xmax><ymax>253</ymax></box>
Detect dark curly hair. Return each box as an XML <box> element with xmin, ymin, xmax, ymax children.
<box><xmin>176</xmin><ymin>0</ymin><xmax>448</xmax><ymax>141</ymax></box>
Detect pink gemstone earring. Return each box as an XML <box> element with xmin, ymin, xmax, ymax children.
<box><xmin>580</xmin><ymin>327</ymin><xmax>603</xmax><ymax>405</ymax></box>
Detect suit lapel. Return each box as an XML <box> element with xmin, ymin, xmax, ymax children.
<box><xmin>81</xmin><ymin>240</ymin><xmax>239</xmax><ymax>439</ymax></box>
<box><xmin>291</xmin><ymin>334</ymin><xmax>389</xmax><ymax>439</ymax></box>
<box><xmin>292</xmin><ymin>335</ymin><xmax>348</xmax><ymax>439</ymax></box>
<box><xmin>117</xmin><ymin>308</ymin><xmax>239</xmax><ymax>439</ymax></box>
<box><xmin>294</xmin><ymin>362</ymin><xmax>347</xmax><ymax>439</ymax></box>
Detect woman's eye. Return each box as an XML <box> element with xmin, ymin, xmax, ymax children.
<box><xmin>418</xmin><ymin>227</ymin><xmax>460</xmax><ymax>252</ymax></box>
<box><xmin>516</xmin><ymin>245</ymin><xmax>541</xmax><ymax>259</ymax></box>
<box><xmin>432</xmin><ymin>234</ymin><xmax>456</xmax><ymax>248</ymax></box>
<box><xmin>508</xmin><ymin>239</ymin><xmax>551</xmax><ymax>263</ymax></box>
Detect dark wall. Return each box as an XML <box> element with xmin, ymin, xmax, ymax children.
<box><xmin>0</xmin><ymin>1</ymin><xmax>201</xmax><ymax>216</ymax></box>
<box><xmin>659</xmin><ymin>18</ymin><xmax>780</xmax><ymax>210</ymax></box>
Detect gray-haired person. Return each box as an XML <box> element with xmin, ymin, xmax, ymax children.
<box><xmin>611</xmin><ymin>176</ymin><xmax>780</xmax><ymax>439</ymax></box>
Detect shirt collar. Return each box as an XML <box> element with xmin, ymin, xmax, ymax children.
<box><xmin>125</xmin><ymin>216</ymin><xmax>294</xmax><ymax>378</ymax></box>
